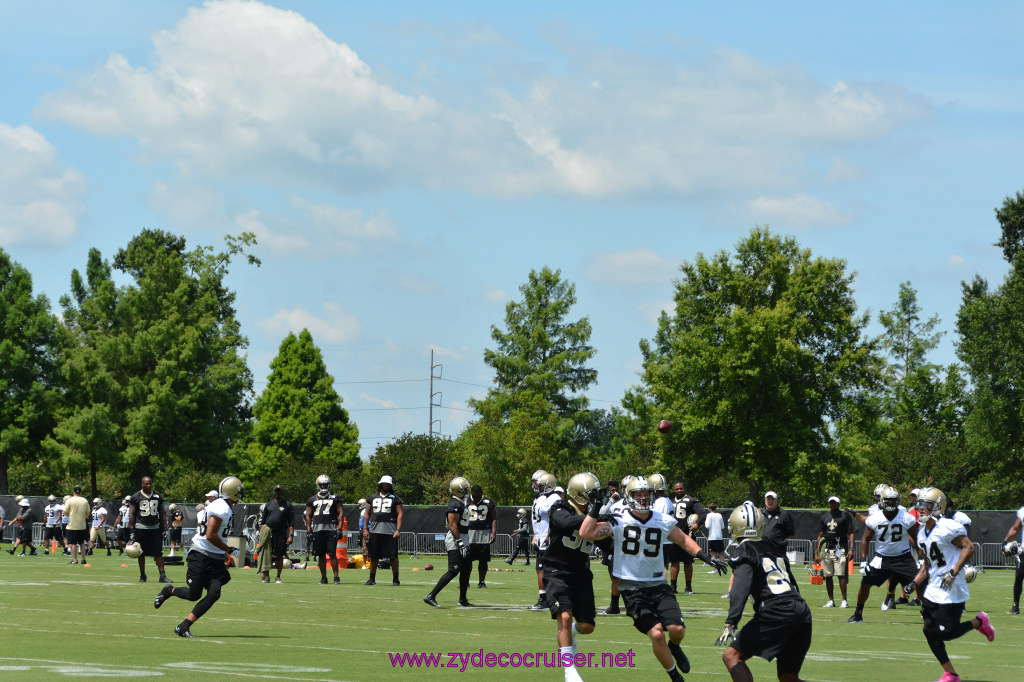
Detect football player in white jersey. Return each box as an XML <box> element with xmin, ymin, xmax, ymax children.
<box><xmin>43</xmin><ymin>495</ymin><xmax>62</xmax><ymax>554</ymax></box>
<box><xmin>596</xmin><ymin>475</ymin><xmax>634</xmax><ymax>615</ymax></box>
<box><xmin>154</xmin><ymin>476</ymin><xmax>244</xmax><ymax>638</ymax></box>
<box><xmin>847</xmin><ymin>486</ymin><xmax>920</xmax><ymax>622</ymax></box>
<box><xmin>1001</xmin><ymin>502</ymin><xmax>1024</xmax><ymax>615</ymax></box>
<box><xmin>581</xmin><ymin>477</ymin><xmax>726</xmax><ymax>682</ymax></box>
<box><xmin>529</xmin><ymin>471</ymin><xmax>559</xmax><ymax>611</ymax></box>
<box><xmin>904</xmin><ymin>487</ymin><xmax>993</xmax><ymax>682</ymax></box>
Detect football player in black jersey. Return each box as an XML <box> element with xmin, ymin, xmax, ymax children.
<box><xmin>304</xmin><ymin>474</ymin><xmax>344</xmax><ymax>585</ymax></box>
<box><xmin>668</xmin><ymin>481</ymin><xmax>706</xmax><ymax>595</ymax></box>
<box><xmin>423</xmin><ymin>477</ymin><xmax>473</xmax><ymax>608</ymax></box>
<box><xmin>545</xmin><ymin>473</ymin><xmax>612</xmax><ymax>682</ymax></box>
<box><xmin>129</xmin><ymin>476</ymin><xmax>171</xmax><ymax>583</ymax></box>
<box><xmin>362</xmin><ymin>475</ymin><xmax>404</xmax><ymax>586</ymax></box>
<box><xmin>506</xmin><ymin>507</ymin><xmax>532</xmax><ymax>565</ymax></box>
<box><xmin>464</xmin><ymin>485</ymin><xmax>496</xmax><ymax>587</ymax></box>
<box><xmin>716</xmin><ymin>501</ymin><xmax>812</xmax><ymax>682</ymax></box>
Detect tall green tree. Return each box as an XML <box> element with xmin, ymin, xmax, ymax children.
<box><xmin>244</xmin><ymin>329</ymin><xmax>359</xmax><ymax>480</ymax></box>
<box><xmin>0</xmin><ymin>249</ymin><xmax>59</xmax><ymax>494</ymax></box>
<box><xmin>626</xmin><ymin>228</ymin><xmax>881</xmax><ymax>502</ymax></box>
<box><xmin>48</xmin><ymin>230</ymin><xmax>257</xmax><ymax>487</ymax></box>
<box><xmin>957</xmin><ymin>190</ymin><xmax>1024</xmax><ymax>506</ymax></box>
<box><xmin>472</xmin><ymin>267</ymin><xmax>598</xmax><ymax>467</ymax></box>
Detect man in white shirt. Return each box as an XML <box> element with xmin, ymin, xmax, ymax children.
<box><xmin>153</xmin><ymin>476</ymin><xmax>244</xmax><ymax>638</ymax></box>
<box><xmin>905</xmin><ymin>486</ymin><xmax>993</xmax><ymax>682</ymax></box>
<box><xmin>705</xmin><ymin>503</ymin><xmax>726</xmax><ymax>563</ymax></box>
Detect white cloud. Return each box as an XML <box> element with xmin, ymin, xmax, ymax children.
<box><xmin>587</xmin><ymin>249</ymin><xmax>678</xmax><ymax>285</ymax></box>
<box><xmin>290</xmin><ymin>197</ymin><xmax>399</xmax><ymax>240</ymax></box>
<box><xmin>359</xmin><ymin>393</ymin><xmax>398</xmax><ymax>409</ymax></box>
<box><xmin>638</xmin><ymin>300</ymin><xmax>674</xmax><ymax>324</ymax></box>
<box><xmin>36</xmin><ymin>1</ymin><xmax>929</xmax><ymax>200</ymax></box>
<box><xmin>0</xmin><ymin>122</ymin><xmax>85</xmax><ymax>247</ymax></box>
<box><xmin>483</xmin><ymin>283</ymin><xmax>510</xmax><ymax>304</ymax></box>
<box><xmin>749</xmin><ymin>194</ymin><xmax>855</xmax><ymax>228</ymax></box>
<box><xmin>255</xmin><ymin>301</ymin><xmax>361</xmax><ymax>343</ymax></box>
<box><xmin>427</xmin><ymin>344</ymin><xmax>464</xmax><ymax>361</ymax></box>
<box><xmin>394</xmin><ymin>272</ymin><xmax>439</xmax><ymax>293</ymax></box>
<box><xmin>946</xmin><ymin>254</ymin><xmax>965</xmax><ymax>267</ymax></box>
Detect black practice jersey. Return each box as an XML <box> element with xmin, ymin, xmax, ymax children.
<box><xmin>542</xmin><ymin>500</ymin><xmax>594</xmax><ymax>576</ymax></box>
<box><xmin>130</xmin><ymin>491</ymin><xmax>164</xmax><ymax>529</ymax></box>
<box><xmin>726</xmin><ymin>539</ymin><xmax>804</xmax><ymax>626</ymax></box>
<box><xmin>818</xmin><ymin>511</ymin><xmax>852</xmax><ymax>551</ymax></box>
<box><xmin>672</xmin><ymin>495</ymin><xmax>706</xmax><ymax>536</ymax></box>
<box><xmin>465</xmin><ymin>497</ymin><xmax>495</xmax><ymax>544</ymax></box>
<box><xmin>446</xmin><ymin>497</ymin><xmax>468</xmax><ymax>532</ymax></box>
<box><xmin>305</xmin><ymin>494</ymin><xmax>342</xmax><ymax>531</ymax></box>
<box><xmin>367</xmin><ymin>492</ymin><xmax>403</xmax><ymax>534</ymax></box>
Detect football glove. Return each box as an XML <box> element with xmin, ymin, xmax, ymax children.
<box><xmin>940</xmin><ymin>571</ymin><xmax>956</xmax><ymax>591</ymax></box>
<box><xmin>859</xmin><ymin>561</ymin><xmax>867</xmax><ymax>575</ymax></box>
<box><xmin>902</xmin><ymin>581</ymin><xmax>917</xmax><ymax>597</ymax></box>
<box><xmin>715</xmin><ymin>624</ymin><xmax>735</xmax><ymax>647</ymax></box>
<box><xmin>457</xmin><ymin>540</ymin><xmax>468</xmax><ymax>558</ymax></box>
<box><xmin>1002</xmin><ymin>541</ymin><xmax>1021</xmax><ymax>558</ymax></box>
<box><xmin>587</xmin><ymin>486</ymin><xmax>604</xmax><ymax>505</ymax></box>
<box><xmin>706</xmin><ymin>557</ymin><xmax>729</xmax><ymax>576</ymax></box>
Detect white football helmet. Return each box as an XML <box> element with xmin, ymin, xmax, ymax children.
<box><xmin>620</xmin><ymin>475</ymin><xmax>636</xmax><ymax>491</ymax></box>
<box><xmin>729</xmin><ymin>501</ymin><xmax>764</xmax><ymax>541</ymax></box>
<box><xmin>624</xmin><ymin>477</ymin><xmax>652</xmax><ymax>512</ymax></box>
<box><xmin>124</xmin><ymin>542</ymin><xmax>143</xmax><ymax>558</ymax></box>
<box><xmin>92</xmin><ymin>497</ymin><xmax>102</xmax><ymax>507</ymax></box>
<box><xmin>218</xmin><ymin>476</ymin><xmax>245</xmax><ymax>503</ymax></box>
<box><xmin>47</xmin><ymin>494</ymin><xmax>56</xmax><ymax>503</ymax></box>
<box><xmin>880</xmin><ymin>485</ymin><xmax>900</xmax><ymax>519</ymax></box>
<box><xmin>358</xmin><ymin>498</ymin><xmax>368</xmax><ymax>510</ymax></box>
<box><xmin>123</xmin><ymin>495</ymin><xmax>131</xmax><ymax>505</ymax></box>
<box><xmin>168</xmin><ymin>503</ymin><xmax>178</xmax><ymax>513</ymax></box>
<box><xmin>916</xmin><ymin>486</ymin><xmax>946</xmax><ymax>519</ymax></box>
<box><xmin>316</xmin><ymin>474</ymin><xmax>331</xmax><ymax>498</ymax></box>
<box><xmin>566</xmin><ymin>472</ymin><xmax>600</xmax><ymax>509</ymax></box>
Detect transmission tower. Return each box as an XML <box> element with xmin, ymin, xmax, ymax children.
<box><xmin>429</xmin><ymin>349</ymin><xmax>442</xmax><ymax>437</ymax></box>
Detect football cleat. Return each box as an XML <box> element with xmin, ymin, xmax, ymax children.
<box><xmin>392</xmin><ymin>578</ymin><xmax>400</xmax><ymax>586</ymax></box>
<box><xmin>683</xmin><ymin>587</ymin><xmax>694</xmax><ymax>595</ymax></box>
<box><xmin>976</xmin><ymin>611</ymin><xmax>995</xmax><ymax>641</ymax></box>
<box><xmin>334</xmin><ymin>576</ymin><xmax>341</xmax><ymax>585</ymax></box>
<box><xmin>603</xmin><ymin>605</ymin><xmax>621</xmax><ymax>615</ymax></box>
<box><xmin>895</xmin><ymin>596</ymin><xmax>910</xmax><ymax>605</ymax></box>
<box><xmin>908</xmin><ymin>599</ymin><xmax>922</xmax><ymax>607</ymax></box>
<box><xmin>154</xmin><ymin>586</ymin><xmax>172</xmax><ymax>609</ymax></box>
<box><xmin>275</xmin><ymin>578</ymin><xmax>282</xmax><ymax>584</ymax></box>
<box><xmin>668</xmin><ymin>641</ymin><xmax>690</xmax><ymax>674</ymax></box>
<box><xmin>823</xmin><ymin>600</ymin><xmax>835</xmax><ymax>608</ymax></box>
<box><xmin>1008</xmin><ymin>604</ymin><xmax>1019</xmax><ymax>615</ymax></box>
<box><xmin>881</xmin><ymin>596</ymin><xmax>895</xmax><ymax>611</ymax></box>
<box><xmin>457</xmin><ymin>599</ymin><xmax>476</xmax><ymax>607</ymax></box>
<box><xmin>364</xmin><ymin>578</ymin><xmax>376</xmax><ymax>586</ymax></box>
<box><xmin>847</xmin><ymin>612</ymin><xmax>864</xmax><ymax>622</ymax></box>
<box><xmin>159</xmin><ymin>575</ymin><xmax>173</xmax><ymax>584</ymax></box>
<box><xmin>173</xmin><ymin>624</ymin><xmax>194</xmax><ymax>638</ymax></box>
<box><xmin>477</xmin><ymin>581</ymin><xmax>487</xmax><ymax>588</ymax></box>
<box><xmin>138</xmin><ymin>575</ymin><xmax>147</xmax><ymax>583</ymax></box>
<box><xmin>423</xmin><ymin>594</ymin><xmax>442</xmax><ymax>608</ymax></box>
<box><xmin>504</xmin><ymin>557</ymin><xmax>514</xmax><ymax>565</ymax></box>
<box><xmin>527</xmin><ymin>600</ymin><xmax>547</xmax><ymax>611</ymax></box>
<box><xmin>319</xmin><ymin>577</ymin><xmax>328</xmax><ymax>585</ymax></box>
<box><xmin>840</xmin><ymin>600</ymin><xmax>849</xmax><ymax>608</ymax></box>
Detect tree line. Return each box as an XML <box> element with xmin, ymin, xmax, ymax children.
<box><xmin>3</xmin><ymin>192</ymin><xmax>1024</xmax><ymax>509</ymax></box>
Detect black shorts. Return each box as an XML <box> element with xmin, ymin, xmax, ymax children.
<box><xmin>922</xmin><ymin>599</ymin><xmax>966</xmax><ymax>641</ymax></box>
<box><xmin>367</xmin><ymin>533</ymin><xmax>398</xmax><ymax>559</ymax></box>
<box><xmin>709</xmin><ymin>539</ymin><xmax>726</xmax><ymax>552</ymax></box>
<box><xmin>535</xmin><ymin>548</ymin><xmax>545</xmax><ymax>572</ymax></box>
<box><xmin>118</xmin><ymin>527</ymin><xmax>131</xmax><ymax>542</ymax></box>
<box><xmin>44</xmin><ymin>526</ymin><xmax>61</xmax><ymax>542</ymax></box>
<box><xmin>543</xmin><ymin>572</ymin><xmax>596</xmax><ymax>625</ymax></box>
<box><xmin>186</xmin><ymin>550</ymin><xmax>232</xmax><ymax>591</ymax></box>
<box><xmin>18</xmin><ymin>526</ymin><xmax>33</xmax><ymax>543</ymax></box>
<box><xmin>311</xmin><ymin>530</ymin><xmax>337</xmax><ymax>557</ymax></box>
<box><xmin>468</xmin><ymin>543</ymin><xmax>490</xmax><ymax>563</ymax></box>
<box><xmin>446</xmin><ymin>548</ymin><xmax>470</xmax><ymax>574</ymax></box>
<box><xmin>732</xmin><ymin>597</ymin><xmax>812</xmax><ymax>675</ymax></box>
<box><xmin>66</xmin><ymin>529</ymin><xmax>88</xmax><ymax>545</ymax></box>
<box><xmin>622</xmin><ymin>582</ymin><xmax>684</xmax><ymax>634</ymax></box>
<box><xmin>270</xmin><ymin>529</ymin><xmax>289</xmax><ymax>557</ymax></box>
<box><xmin>168</xmin><ymin>527</ymin><xmax>183</xmax><ymax>543</ymax></box>
<box><xmin>862</xmin><ymin>552</ymin><xmax>918</xmax><ymax>587</ymax></box>
<box><xmin>135</xmin><ymin>528</ymin><xmax>164</xmax><ymax>557</ymax></box>
<box><xmin>665</xmin><ymin>543</ymin><xmax>692</xmax><ymax>564</ymax></box>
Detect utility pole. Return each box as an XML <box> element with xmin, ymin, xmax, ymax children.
<box><xmin>430</xmin><ymin>349</ymin><xmax>442</xmax><ymax>437</ymax></box>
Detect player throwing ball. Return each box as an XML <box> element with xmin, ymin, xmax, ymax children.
<box><xmin>581</xmin><ymin>476</ymin><xmax>726</xmax><ymax>682</ymax></box>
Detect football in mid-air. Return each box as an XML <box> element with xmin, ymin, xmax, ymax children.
<box><xmin>658</xmin><ymin>420</ymin><xmax>673</xmax><ymax>434</ymax></box>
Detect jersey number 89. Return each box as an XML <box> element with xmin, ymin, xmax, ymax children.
<box><xmin>621</xmin><ymin>526</ymin><xmax>662</xmax><ymax>557</ymax></box>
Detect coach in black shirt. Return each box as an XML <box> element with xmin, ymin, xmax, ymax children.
<box><xmin>762</xmin><ymin>491</ymin><xmax>794</xmax><ymax>552</ymax></box>
<box><xmin>263</xmin><ymin>485</ymin><xmax>294</xmax><ymax>583</ymax></box>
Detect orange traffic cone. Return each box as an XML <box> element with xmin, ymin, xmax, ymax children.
<box><xmin>336</xmin><ymin>516</ymin><xmax>349</xmax><ymax>565</ymax></box>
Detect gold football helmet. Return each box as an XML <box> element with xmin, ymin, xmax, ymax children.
<box><xmin>218</xmin><ymin>476</ymin><xmax>245</xmax><ymax>502</ymax></box>
<box><xmin>537</xmin><ymin>472</ymin><xmax>557</xmax><ymax>494</ymax></box>
<box><xmin>531</xmin><ymin>470</ymin><xmax>549</xmax><ymax>493</ymax></box>
<box><xmin>449</xmin><ymin>476</ymin><xmax>470</xmax><ymax>497</ymax></box>
<box><xmin>916</xmin><ymin>486</ymin><xmax>947</xmax><ymax>519</ymax></box>
<box><xmin>647</xmin><ymin>473</ymin><xmax>667</xmax><ymax>493</ymax></box>
<box><xmin>729</xmin><ymin>501</ymin><xmax>764</xmax><ymax>542</ymax></box>
<box><xmin>624</xmin><ymin>477</ymin><xmax>652</xmax><ymax>512</ymax></box>
<box><xmin>567</xmin><ymin>472</ymin><xmax>600</xmax><ymax>509</ymax></box>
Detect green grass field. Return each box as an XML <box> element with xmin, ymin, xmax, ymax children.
<box><xmin>0</xmin><ymin>549</ymin><xmax>1021</xmax><ymax>681</ymax></box>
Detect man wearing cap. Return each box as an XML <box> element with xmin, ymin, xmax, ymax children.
<box><xmin>6</xmin><ymin>498</ymin><xmax>37</xmax><ymax>555</ymax></box>
<box><xmin>762</xmin><ymin>492</ymin><xmax>794</xmax><ymax>553</ymax></box>
<box><xmin>362</xmin><ymin>475</ymin><xmax>404</xmax><ymax>586</ymax></box>
<box><xmin>64</xmin><ymin>486</ymin><xmax>91</xmax><ymax>564</ymax></box>
<box><xmin>262</xmin><ymin>485</ymin><xmax>294</xmax><ymax>583</ymax></box>
<box><xmin>815</xmin><ymin>496</ymin><xmax>854</xmax><ymax>608</ymax></box>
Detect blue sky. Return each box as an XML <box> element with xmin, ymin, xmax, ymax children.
<box><xmin>2</xmin><ymin>1</ymin><xmax>1021</xmax><ymax>457</ymax></box>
